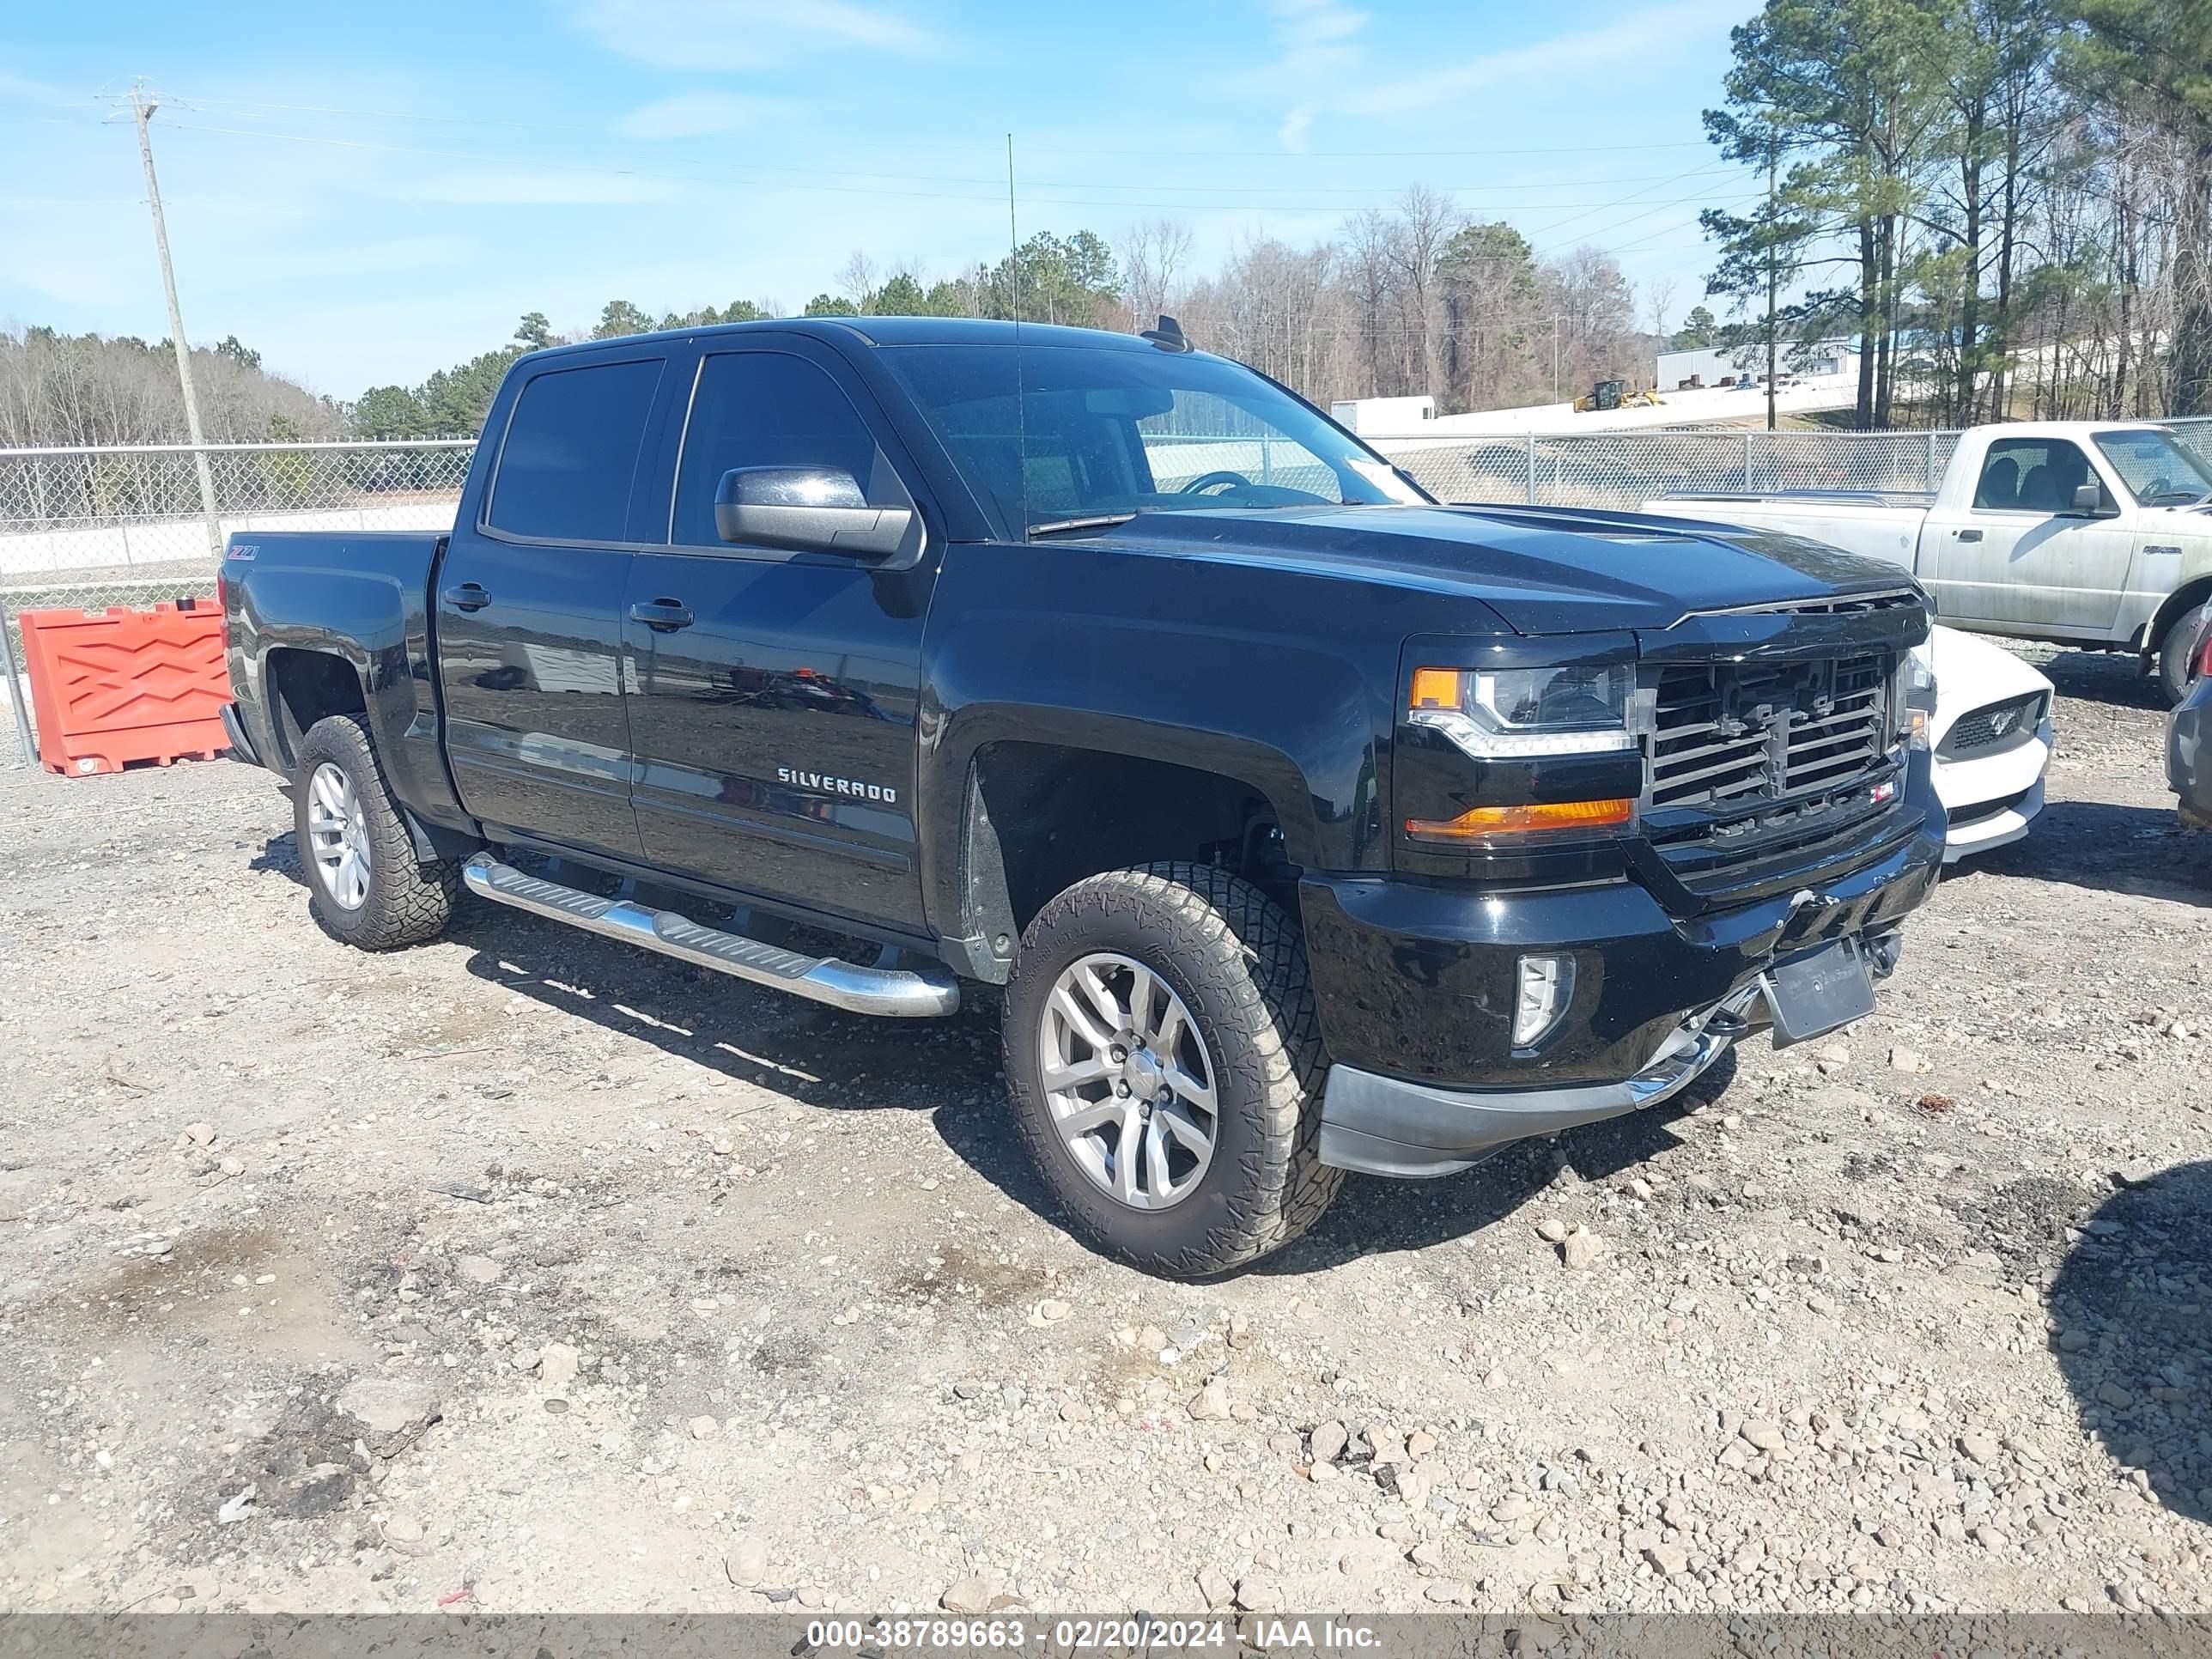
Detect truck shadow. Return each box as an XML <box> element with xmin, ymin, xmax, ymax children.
<box><xmin>2035</xmin><ymin>647</ymin><xmax>2171</xmax><ymax>712</ymax></box>
<box><xmin>253</xmin><ymin>829</ymin><xmax>1735</xmax><ymax>1276</ymax></box>
<box><xmin>2047</xmin><ymin>1159</ymin><xmax>2212</xmax><ymax>1529</ymax></box>
<box><xmin>1953</xmin><ymin>800</ymin><xmax>2212</xmax><ymax>909</ymax></box>
<box><xmin>252</xmin><ymin>830</ymin><xmax>1013</xmax><ymax>1114</ymax></box>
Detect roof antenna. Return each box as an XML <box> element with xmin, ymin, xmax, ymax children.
<box><xmin>1007</xmin><ymin>131</ymin><xmax>1030</xmax><ymax>541</ymax></box>
<box><xmin>1141</xmin><ymin>314</ymin><xmax>1191</xmax><ymax>352</ymax></box>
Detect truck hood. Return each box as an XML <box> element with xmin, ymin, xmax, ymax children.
<box><xmin>1092</xmin><ymin>503</ymin><xmax>1914</xmax><ymax>635</ymax></box>
<box><xmin>2136</xmin><ymin>504</ymin><xmax>2212</xmax><ymax>537</ymax></box>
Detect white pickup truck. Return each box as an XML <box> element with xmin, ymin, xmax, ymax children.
<box><xmin>1644</xmin><ymin>421</ymin><xmax>2212</xmax><ymax>702</ymax></box>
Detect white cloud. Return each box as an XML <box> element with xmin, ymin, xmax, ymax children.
<box><xmin>617</xmin><ymin>90</ymin><xmax>763</xmax><ymax>139</ymax></box>
<box><xmin>568</xmin><ymin>0</ymin><xmax>939</xmax><ymax>71</ymax></box>
<box><xmin>1339</xmin><ymin>0</ymin><xmax>1744</xmax><ymax>116</ymax></box>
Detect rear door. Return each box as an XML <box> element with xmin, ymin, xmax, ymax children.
<box><xmin>436</xmin><ymin>351</ymin><xmax>665</xmax><ymax>859</ymax></box>
<box><xmin>621</xmin><ymin>338</ymin><xmax>935</xmax><ymax>931</ymax></box>
<box><xmin>1923</xmin><ymin>434</ymin><xmax>2133</xmax><ymax>632</ymax></box>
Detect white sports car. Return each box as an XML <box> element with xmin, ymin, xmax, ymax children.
<box><xmin>1921</xmin><ymin>625</ymin><xmax>2056</xmax><ymax>862</ymax></box>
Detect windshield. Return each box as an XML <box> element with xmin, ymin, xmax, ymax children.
<box><xmin>2094</xmin><ymin>428</ymin><xmax>2212</xmax><ymax>505</ymax></box>
<box><xmin>879</xmin><ymin>343</ymin><xmax>1429</xmax><ymax>534</ymax></box>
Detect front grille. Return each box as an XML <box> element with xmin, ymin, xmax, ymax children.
<box><xmin>1938</xmin><ymin>691</ymin><xmax>2046</xmax><ymax>759</ymax></box>
<box><xmin>1643</xmin><ymin>649</ymin><xmax>1905</xmax><ymax>903</ymax></box>
<box><xmin>1649</xmin><ymin>653</ymin><xmax>1891</xmax><ymax>809</ymax></box>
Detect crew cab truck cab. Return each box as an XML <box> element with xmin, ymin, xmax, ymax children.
<box><xmin>1642</xmin><ymin>420</ymin><xmax>2212</xmax><ymax>703</ymax></box>
<box><xmin>222</xmin><ymin>317</ymin><xmax>1943</xmax><ymax>1276</ymax></box>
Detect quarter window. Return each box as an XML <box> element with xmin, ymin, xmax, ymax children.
<box><xmin>672</xmin><ymin>352</ymin><xmax>888</xmax><ymax>547</ymax></box>
<box><xmin>487</xmin><ymin>358</ymin><xmax>665</xmax><ymax>542</ymax></box>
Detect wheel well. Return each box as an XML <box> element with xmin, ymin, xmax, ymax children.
<box><xmin>264</xmin><ymin>648</ymin><xmax>366</xmax><ymax>770</ymax></box>
<box><xmin>962</xmin><ymin>742</ymin><xmax>1294</xmax><ymax>956</ymax></box>
<box><xmin>2148</xmin><ymin>579</ymin><xmax>2212</xmax><ymax>662</ymax></box>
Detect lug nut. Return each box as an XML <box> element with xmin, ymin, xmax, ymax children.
<box><xmin>1113</xmin><ymin>1080</ymin><xmax>1130</xmax><ymax>1097</ymax></box>
<box><xmin>1110</xmin><ymin>1046</ymin><xmax>1128</xmax><ymax>1063</ymax></box>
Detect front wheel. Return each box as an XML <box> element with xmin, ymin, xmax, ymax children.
<box><xmin>292</xmin><ymin>714</ymin><xmax>457</xmax><ymax>950</ymax></box>
<box><xmin>2158</xmin><ymin>605</ymin><xmax>2208</xmax><ymax>707</ymax></box>
<box><xmin>1001</xmin><ymin>862</ymin><xmax>1342</xmax><ymax>1277</ymax></box>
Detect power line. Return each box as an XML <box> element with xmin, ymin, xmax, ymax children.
<box><xmin>118</xmin><ymin>92</ymin><xmax>1717</xmax><ymax>160</ymax></box>
<box><xmin>144</xmin><ymin>114</ymin><xmax>1747</xmax><ymax>216</ymax></box>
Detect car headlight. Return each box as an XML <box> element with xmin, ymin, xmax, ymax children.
<box><xmin>1901</xmin><ymin>653</ymin><xmax>1936</xmax><ymax>750</ymax></box>
<box><xmin>1407</xmin><ymin>663</ymin><xmax>1636</xmax><ymax>757</ymax></box>
<box><xmin>1403</xmin><ymin>659</ymin><xmax>1638</xmax><ymax>845</ymax></box>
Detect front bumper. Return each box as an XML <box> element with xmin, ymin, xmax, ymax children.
<box><xmin>1301</xmin><ymin>782</ymin><xmax>1943</xmax><ymax>1178</ymax></box>
<box><xmin>1320</xmin><ymin>978</ymin><xmax>1765</xmax><ymax>1177</ymax></box>
<box><xmin>1936</xmin><ymin>719</ymin><xmax>2052</xmax><ymax>863</ymax></box>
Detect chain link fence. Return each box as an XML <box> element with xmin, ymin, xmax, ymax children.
<box><xmin>5</xmin><ymin>417</ymin><xmax>2212</xmax><ymax>769</ymax></box>
<box><xmin>1376</xmin><ymin>415</ymin><xmax>2212</xmax><ymax>509</ymax></box>
<box><xmin>0</xmin><ymin>441</ymin><xmax>472</xmax><ymax>769</ymax></box>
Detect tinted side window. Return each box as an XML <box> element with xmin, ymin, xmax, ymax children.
<box><xmin>488</xmin><ymin>358</ymin><xmax>664</xmax><ymax>541</ymax></box>
<box><xmin>672</xmin><ymin>352</ymin><xmax>884</xmax><ymax>547</ymax></box>
<box><xmin>1974</xmin><ymin>438</ymin><xmax>2091</xmax><ymax>514</ymax></box>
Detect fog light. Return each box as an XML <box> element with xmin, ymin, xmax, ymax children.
<box><xmin>1513</xmin><ymin>953</ymin><xmax>1576</xmax><ymax>1048</ymax></box>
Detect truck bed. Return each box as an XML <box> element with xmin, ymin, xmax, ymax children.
<box><xmin>1656</xmin><ymin>488</ymin><xmax>1936</xmax><ymax>509</ymax></box>
<box><xmin>1640</xmin><ymin>493</ymin><xmax>1928</xmax><ymax>574</ymax></box>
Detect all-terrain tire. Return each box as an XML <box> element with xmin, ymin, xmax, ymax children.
<box><xmin>1001</xmin><ymin>862</ymin><xmax>1343</xmax><ymax>1278</ymax></box>
<box><xmin>2158</xmin><ymin>605</ymin><xmax>2207</xmax><ymax>707</ymax></box>
<box><xmin>293</xmin><ymin>714</ymin><xmax>457</xmax><ymax>951</ymax></box>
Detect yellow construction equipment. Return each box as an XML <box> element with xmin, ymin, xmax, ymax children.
<box><xmin>1573</xmin><ymin>380</ymin><xmax>1665</xmax><ymax>413</ymax></box>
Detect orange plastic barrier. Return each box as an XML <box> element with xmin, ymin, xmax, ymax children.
<box><xmin>16</xmin><ymin>600</ymin><xmax>230</xmax><ymax>776</ymax></box>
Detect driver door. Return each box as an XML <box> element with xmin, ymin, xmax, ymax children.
<box><xmin>621</xmin><ymin>339</ymin><xmax>934</xmax><ymax>933</ymax></box>
<box><xmin>1923</xmin><ymin>434</ymin><xmax>2132</xmax><ymax>632</ymax></box>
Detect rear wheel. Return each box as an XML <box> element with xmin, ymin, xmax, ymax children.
<box><xmin>1001</xmin><ymin>862</ymin><xmax>1340</xmax><ymax>1278</ymax></box>
<box><xmin>2158</xmin><ymin>605</ymin><xmax>2208</xmax><ymax>707</ymax></box>
<box><xmin>292</xmin><ymin>714</ymin><xmax>457</xmax><ymax>950</ymax></box>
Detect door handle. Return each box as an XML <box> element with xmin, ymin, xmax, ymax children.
<box><xmin>441</xmin><ymin>582</ymin><xmax>492</xmax><ymax>611</ymax></box>
<box><xmin>629</xmin><ymin>599</ymin><xmax>695</xmax><ymax>631</ymax></box>
<box><xmin>1955</xmin><ymin>529</ymin><xmax>1982</xmax><ymax>543</ymax></box>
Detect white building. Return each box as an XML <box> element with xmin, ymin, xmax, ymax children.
<box><xmin>1329</xmin><ymin>395</ymin><xmax>1435</xmax><ymax>434</ymax></box>
<box><xmin>1656</xmin><ymin>337</ymin><xmax>1860</xmax><ymax>391</ymax></box>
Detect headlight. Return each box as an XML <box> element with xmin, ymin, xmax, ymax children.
<box><xmin>1403</xmin><ymin>659</ymin><xmax>1638</xmax><ymax>846</ymax></box>
<box><xmin>1901</xmin><ymin>653</ymin><xmax>1936</xmax><ymax>750</ymax></box>
<box><xmin>1407</xmin><ymin>663</ymin><xmax>1635</xmax><ymax>757</ymax></box>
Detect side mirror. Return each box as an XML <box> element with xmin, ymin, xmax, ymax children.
<box><xmin>2070</xmin><ymin>480</ymin><xmax>2110</xmax><ymax>515</ymax></box>
<box><xmin>714</xmin><ymin>466</ymin><xmax>912</xmax><ymax>557</ymax></box>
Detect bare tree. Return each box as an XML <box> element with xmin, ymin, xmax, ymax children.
<box><xmin>1385</xmin><ymin>185</ymin><xmax>1460</xmax><ymax>403</ymax></box>
<box><xmin>1121</xmin><ymin>218</ymin><xmax>1194</xmax><ymax>328</ymax></box>
<box><xmin>836</xmin><ymin>252</ymin><xmax>880</xmax><ymax>311</ymax></box>
<box><xmin>1645</xmin><ymin>276</ymin><xmax>1679</xmax><ymax>349</ymax></box>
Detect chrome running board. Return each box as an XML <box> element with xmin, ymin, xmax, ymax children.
<box><xmin>461</xmin><ymin>854</ymin><xmax>959</xmax><ymax>1018</ymax></box>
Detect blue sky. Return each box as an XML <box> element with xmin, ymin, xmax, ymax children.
<box><xmin>0</xmin><ymin>0</ymin><xmax>1760</xmax><ymax>400</ymax></box>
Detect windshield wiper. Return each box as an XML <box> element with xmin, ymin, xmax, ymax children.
<box><xmin>1027</xmin><ymin>514</ymin><xmax>1138</xmax><ymax>537</ymax></box>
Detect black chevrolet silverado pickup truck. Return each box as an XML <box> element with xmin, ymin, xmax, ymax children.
<box><xmin>222</xmin><ymin>315</ymin><xmax>1944</xmax><ymax>1275</ymax></box>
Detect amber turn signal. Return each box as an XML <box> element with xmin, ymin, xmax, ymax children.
<box><xmin>1405</xmin><ymin>797</ymin><xmax>1634</xmax><ymax>840</ymax></box>
<box><xmin>1409</xmin><ymin>666</ymin><xmax>1463</xmax><ymax>710</ymax></box>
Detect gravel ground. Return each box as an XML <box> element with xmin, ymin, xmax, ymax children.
<box><xmin>2</xmin><ymin>645</ymin><xmax>2209</xmax><ymax>1620</ymax></box>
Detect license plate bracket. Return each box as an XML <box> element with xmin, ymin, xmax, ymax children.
<box><xmin>1759</xmin><ymin>936</ymin><xmax>1876</xmax><ymax>1048</ymax></box>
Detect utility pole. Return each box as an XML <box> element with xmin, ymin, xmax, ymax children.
<box><xmin>1764</xmin><ymin>126</ymin><xmax>1779</xmax><ymax>434</ymax></box>
<box><xmin>1550</xmin><ymin>314</ymin><xmax>1565</xmax><ymax>404</ymax></box>
<box><xmin>129</xmin><ymin>82</ymin><xmax>222</xmax><ymax>561</ymax></box>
